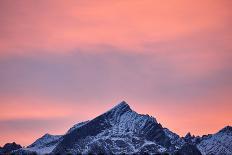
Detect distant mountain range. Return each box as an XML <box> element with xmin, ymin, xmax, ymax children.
<box><xmin>1</xmin><ymin>101</ymin><xmax>231</xmax><ymax>155</ymax></box>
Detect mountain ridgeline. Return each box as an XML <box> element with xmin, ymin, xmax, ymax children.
<box><xmin>2</xmin><ymin>101</ymin><xmax>232</xmax><ymax>155</ymax></box>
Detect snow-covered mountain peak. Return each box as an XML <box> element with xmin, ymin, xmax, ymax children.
<box><xmin>114</xmin><ymin>100</ymin><xmax>129</xmax><ymax>107</ymax></box>
<box><xmin>28</xmin><ymin>134</ymin><xmax>61</xmax><ymax>148</ymax></box>
<box><xmin>51</xmin><ymin>102</ymin><xmax>174</xmax><ymax>154</ymax></box>
<box><xmin>103</xmin><ymin>101</ymin><xmax>158</xmax><ymax>127</ymax></box>
<box><xmin>218</xmin><ymin>125</ymin><xmax>232</xmax><ymax>134</ymax></box>
<box><xmin>197</xmin><ymin>126</ymin><xmax>232</xmax><ymax>155</ymax></box>
<box><xmin>107</xmin><ymin>101</ymin><xmax>131</xmax><ymax>113</ymax></box>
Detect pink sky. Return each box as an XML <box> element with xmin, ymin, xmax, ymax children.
<box><xmin>0</xmin><ymin>0</ymin><xmax>231</xmax><ymax>146</ymax></box>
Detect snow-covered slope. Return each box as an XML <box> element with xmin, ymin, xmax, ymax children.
<box><xmin>197</xmin><ymin>126</ymin><xmax>232</xmax><ymax>155</ymax></box>
<box><xmin>163</xmin><ymin>128</ymin><xmax>185</xmax><ymax>150</ymax></box>
<box><xmin>20</xmin><ymin>134</ymin><xmax>62</xmax><ymax>154</ymax></box>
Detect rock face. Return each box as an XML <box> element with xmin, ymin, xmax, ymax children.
<box><xmin>2</xmin><ymin>101</ymin><xmax>231</xmax><ymax>155</ymax></box>
<box><xmin>175</xmin><ymin>144</ymin><xmax>202</xmax><ymax>155</ymax></box>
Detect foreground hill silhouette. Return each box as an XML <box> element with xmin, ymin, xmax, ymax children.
<box><xmin>2</xmin><ymin>101</ymin><xmax>232</xmax><ymax>155</ymax></box>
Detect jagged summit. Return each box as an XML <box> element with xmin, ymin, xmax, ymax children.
<box><xmin>219</xmin><ymin>125</ymin><xmax>232</xmax><ymax>133</ymax></box>
<box><xmin>52</xmin><ymin>101</ymin><xmax>172</xmax><ymax>154</ymax></box>
<box><xmin>184</xmin><ymin>132</ymin><xmax>195</xmax><ymax>139</ymax></box>
<box><xmin>108</xmin><ymin>101</ymin><xmax>131</xmax><ymax>111</ymax></box>
<box><xmin>105</xmin><ymin>101</ymin><xmax>132</xmax><ymax>118</ymax></box>
<box><xmin>112</xmin><ymin>100</ymin><xmax>130</xmax><ymax>109</ymax></box>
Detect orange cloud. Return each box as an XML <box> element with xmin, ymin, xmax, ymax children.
<box><xmin>0</xmin><ymin>0</ymin><xmax>231</xmax><ymax>56</ymax></box>
<box><xmin>0</xmin><ymin>98</ymin><xmax>69</xmax><ymax>121</ymax></box>
<box><xmin>0</xmin><ymin>96</ymin><xmax>110</xmax><ymax>121</ymax></box>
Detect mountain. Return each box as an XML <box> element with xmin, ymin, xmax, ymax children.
<box><xmin>0</xmin><ymin>142</ymin><xmax>21</xmax><ymax>154</ymax></box>
<box><xmin>197</xmin><ymin>126</ymin><xmax>232</xmax><ymax>155</ymax></box>
<box><xmin>179</xmin><ymin>126</ymin><xmax>232</xmax><ymax>155</ymax></box>
<box><xmin>52</xmin><ymin>101</ymin><xmax>175</xmax><ymax>154</ymax></box>
<box><xmin>23</xmin><ymin>133</ymin><xmax>62</xmax><ymax>154</ymax></box>
<box><xmin>3</xmin><ymin>101</ymin><xmax>232</xmax><ymax>155</ymax></box>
